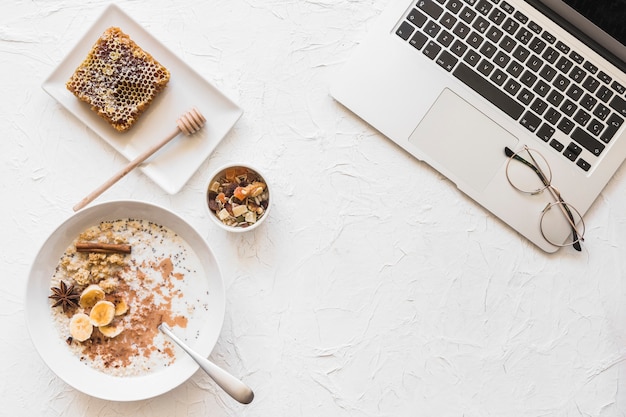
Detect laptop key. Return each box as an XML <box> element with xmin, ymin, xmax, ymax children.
<box><xmin>560</xmin><ymin>99</ymin><xmax>577</xmax><ymax>116</ymax></box>
<box><xmin>499</xmin><ymin>35</ymin><xmax>516</xmax><ymax>53</ymax></box>
<box><xmin>446</xmin><ymin>0</ymin><xmax>464</xmax><ymax>14</ymax></box>
<box><xmin>593</xmin><ymin>104</ymin><xmax>610</xmax><ymax>120</ymax></box>
<box><xmin>407</xmin><ymin>9</ymin><xmax>428</xmax><ymax>28</ymax></box>
<box><xmin>528</xmin><ymin>21</ymin><xmax>542</xmax><ymax>34</ymax></box>
<box><xmin>480</xmin><ymin>41</ymin><xmax>497</xmax><ymax>58</ymax></box>
<box><xmin>542</xmin><ymin>31</ymin><xmax>556</xmax><ymax>44</ymax></box>
<box><xmin>472</xmin><ymin>16</ymin><xmax>490</xmax><ymax>33</ymax></box>
<box><xmin>422</xmin><ymin>41</ymin><xmax>442</xmax><ymax>59</ymax></box>
<box><xmin>566</xmin><ymin>84</ymin><xmax>584</xmax><ymax>101</ymax></box>
<box><xmin>557</xmin><ymin>117</ymin><xmax>574</xmax><ymax>134</ymax></box>
<box><xmin>571</xmin><ymin>127</ymin><xmax>605</xmax><ymax>156</ymax></box>
<box><xmin>424</xmin><ymin>21</ymin><xmax>442</xmax><ymax>37</ymax></box>
<box><xmin>587</xmin><ymin>119</ymin><xmax>604</xmax><ymax>136</ymax></box>
<box><xmin>542</xmin><ymin>46</ymin><xmax>559</xmax><ymax>63</ymax></box>
<box><xmin>476</xmin><ymin>0</ymin><xmax>493</xmax><ymax>15</ymax></box>
<box><xmin>576</xmin><ymin>158</ymin><xmax>591</xmax><ymax>171</ymax></box>
<box><xmin>453</xmin><ymin>21</ymin><xmax>471</xmax><ymax>39</ymax></box>
<box><xmin>491</xmin><ymin>69</ymin><xmax>508</xmax><ymax>86</ymax></box>
<box><xmin>436</xmin><ymin>50</ymin><xmax>458</xmax><ymax>71</ymax></box>
<box><xmin>512</xmin><ymin>45</ymin><xmax>530</xmax><ymax>63</ymax></box>
<box><xmin>574</xmin><ymin>109</ymin><xmax>591</xmax><ymax>126</ymax></box>
<box><xmin>582</xmin><ymin>75</ymin><xmax>599</xmax><ymax>93</ymax></box>
<box><xmin>598</xmin><ymin>71</ymin><xmax>611</xmax><ymax>84</ymax></box>
<box><xmin>531</xmin><ymin>98</ymin><xmax>548</xmax><ymax>115</ymax></box>
<box><xmin>460</xmin><ymin>6</ymin><xmax>477</xmax><ymax>23</ymax></box>
<box><xmin>451</xmin><ymin>39</ymin><xmax>469</xmax><ymax>56</ymax></box>
<box><xmin>609</xmin><ymin>95</ymin><xmax>626</xmax><ymax>117</ymax></box>
<box><xmin>409</xmin><ymin>31</ymin><xmax>429</xmax><ymax>49</ymax></box>
<box><xmin>440</xmin><ymin>12</ymin><xmax>458</xmax><ymax>29</ymax></box>
<box><xmin>518</xmin><ymin>88</ymin><xmax>535</xmax><ymax>105</ymax></box>
<box><xmin>547</xmin><ymin>90</ymin><xmax>563</xmax><ymax>106</ymax></box>
<box><xmin>544</xmin><ymin>107</ymin><xmax>561</xmax><ymax>124</ymax></box>
<box><xmin>569</xmin><ymin>66</ymin><xmax>586</xmax><ymax>83</ymax></box>
<box><xmin>528</xmin><ymin>37</ymin><xmax>546</xmax><ymax>54</ymax></box>
<box><xmin>555</xmin><ymin>41</ymin><xmax>570</xmax><ymax>54</ymax></box>
<box><xmin>537</xmin><ymin>123</ymin><xmax>554</xmax><ymax>141</ymax></box>
<box><xmin>504</xmin><ymin>78</ymin><xmax>521</xmax><ymax>95</ymax></box>
<box><xmin>515</xmin><ymin>28</ymin><xmax>532</xmax><ymax>44</ymax></box>
<box><xmin>486</xmin><ymin>26</ymin><xmax>503</xmax><ymax>42</ymax></box>
<box><xmin>539</xmin><ymin>65</ymin><xmax>557</xmax><ymax>82</ymax></box>
<box><xmin>583</xmin><ymin>61</ymin><xmax>598</xmax><ymax>74</ymax></box>
<box><xmin>502</xmin><ymin>18</ymin><xmax>519</xmax><ymax>35</ymax></box>
<box><xmin>488</xmin><ymin>8</ymin><xmax>506</xmax><ymax>24</ymax></box>
<box><xmin>564</xmin><ymin>143</ymin><xmax>582</xmax><ymax>161</ymax></box>
<box><xmin>595</xmin><ymin>86</ymin><xmax>613</xmax><ymax>102</ymax></box>
<box><xmin>477</xmin><ymin>58</ymin><xmax>495</xmax><ymax>76</ymax></box>
<box><xmin>417</xmin><ymin>0</ymin><xmax>444</xmax><ymax>19</ymax></box>
<box><xmin>493</xmin><ymin>51</ymin><xmax>510</xmax><ymax>68</ymax></box>
<box><xmin>453</xmin><ymin>62</ymin><xmax>524</xmax><ymax>119</ymax></box>
<box><xmin>601</xmin><ymin>113</ymin><xmax>624</xmax><ymax>143</ymax></box>
<box><xmin>580</xmin><ymin>94</ymin><xmax>597</xmax><ymax>111</ymax></box>
<box><xmin>437</xmin><ymin>30</ymin><xmax>454</xmax><ymax>47</ymax></box>
<box><xmin>500</xmin><ymin>1</ymin><xmax>514</xmax><ymax>14</ymax></box>
<box><xmin>520</xmin><ymin>70</ymin><xmax>537</xmax><ymax>87</ymax></box>
<box><xmin>611</xmin><ymin>81</ymin><xmax>625</xmax><ymax>95</ymax></box>
<box><xmin>463</xmin><ymin>49</ymin><xmax>481</xmax><ymax>65</ymax></box>
<box><xmin>520</xmin><ymin>111</ymin><xmax>542</xmax><ymax>132</ymax></box>
<box><xmin>556</xmin><ymin>56</ymin><xmax>573</xmax><ymax>73</ymax></box>
<box><xmin>550</xmin><ymin>138</ymin><xmax>564</xmax><ymax>152</ymax></box>
<box><xmin>396</xmin><ymin>22</ymin><xmax>415</xmax><ymax>40</ymax></box>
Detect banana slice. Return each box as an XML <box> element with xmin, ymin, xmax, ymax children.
<box><xmin>114</xmin><ymin>299</ymin><xmax>129</xmax><ymax>316</ymax></box>
<box><xmin>89</xmin><ymin>300</ymin><xmax>115</xmax><ymax>327</ymax></box>
<box><xmin>99</xmin><ymin>323</ymin><xmax>123</xmax><ymax>338</ymax></box>
<box><xmin>69</xmin><ymin>313</ymin><xmax>93</xmax><ymax>342</ymax></box>
<box><xmin>79</xmin><ymin>284</ymin><xmax>105</xmax><ymax>308</ymax></box>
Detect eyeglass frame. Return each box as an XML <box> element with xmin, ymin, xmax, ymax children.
<box><xmin>504</xmin><ymin>146</ymin><xmax>585</xmax><ymax>251</ymax></box>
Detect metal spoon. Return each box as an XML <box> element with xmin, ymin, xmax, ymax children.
<box><xmin>158</xmin><ymin>323</ymin><xmax>254</xmax><ymax>404</ymax></box>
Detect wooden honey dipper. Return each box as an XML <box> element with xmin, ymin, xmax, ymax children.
<box><xmin>73</xmin><ymin>108</ymin><xmax>206</xmax><ymax>212</ymax></box>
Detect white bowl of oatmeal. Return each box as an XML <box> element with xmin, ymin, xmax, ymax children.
<box><xmin>25</xmin><ymin>200</ymin><xmax>225</xmax><ymax>401</ymax></box>
<box><xmin>205</xmin><ymin>164</ymin><xmax>271</xmax><ymax>232</ymax></box>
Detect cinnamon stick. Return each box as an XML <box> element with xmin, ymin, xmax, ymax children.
<box><xmin>75</xmin><ymin>242</ymin><xmax>131</xmax><ymax>254</ymax></box>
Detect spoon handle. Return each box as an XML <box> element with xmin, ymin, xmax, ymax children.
<box><xmin>159</xmin><ymin>323</ymin><xmax>254</xmax><ymax>404</ymax></box>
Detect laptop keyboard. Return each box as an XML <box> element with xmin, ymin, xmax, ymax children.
<box><xmin>395</xmin><ymin>0</ymin><xmax>626</xmax><ymax>172</ymax></box>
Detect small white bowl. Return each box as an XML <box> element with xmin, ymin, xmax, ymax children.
<box><xmin>205</xmin><ymin>164</ymin><xmax>271</xmax><ymax>232</ymax></box>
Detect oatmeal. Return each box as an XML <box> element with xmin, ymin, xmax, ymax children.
<box><xmin>49</xmin><ymin>219</ymin><xmax>209</xmax><ymax>377</ymax></box>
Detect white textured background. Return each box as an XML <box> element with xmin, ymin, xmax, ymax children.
<box><xmin>3</xmin><ymin>0</ymin><xmax>626</xmax><ymax>416</ymax></box>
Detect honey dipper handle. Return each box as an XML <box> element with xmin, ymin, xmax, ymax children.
<box><xmin>72</xmin><ymin>126</ymin><xmax>181</xmax><ymax>212</ymax></box>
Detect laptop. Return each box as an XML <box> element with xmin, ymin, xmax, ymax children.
<box><xmin>330</xmin><ymin>0</ymin><xmax>626</xmax><ymax>253</ymax></box>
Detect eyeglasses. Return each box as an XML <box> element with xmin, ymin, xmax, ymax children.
<box><xmin>504</xmin><ymin>146</ymin><xmax>585</xmax><ymax>251</ymax></box>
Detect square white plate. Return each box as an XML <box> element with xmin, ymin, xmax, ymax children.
<box><xmin>42</xmin><ymin>4</ymin><xmax>243</xmax><ymax>194</ymax></box>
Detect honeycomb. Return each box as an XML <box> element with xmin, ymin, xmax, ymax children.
<box><xmin>66</xmin><ymin>27</ymin><xmax>170</xmax><ymax>132</ymax></box>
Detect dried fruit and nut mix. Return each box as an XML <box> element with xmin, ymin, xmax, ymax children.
<box><xmin>207</xmin><ymin>167</ymin><xmax>269</xmax><ymax>228</ymax></box>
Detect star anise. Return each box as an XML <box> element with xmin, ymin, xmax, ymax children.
<box><xmin>49</xmin><ymin>280</ymin><xmax>80</xmax><ymax>312</ymax></box>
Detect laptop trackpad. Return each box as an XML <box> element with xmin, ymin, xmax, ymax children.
<box><xmin>408</xmin><ymin>88</ymin><xmax>518</xmax><ymax>192</ymax></box>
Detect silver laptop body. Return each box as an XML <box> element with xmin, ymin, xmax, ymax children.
<box><xmin>331</xmin><ymin>0</ymin><xmax>626</xmax><ymax>252</ymax></box>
